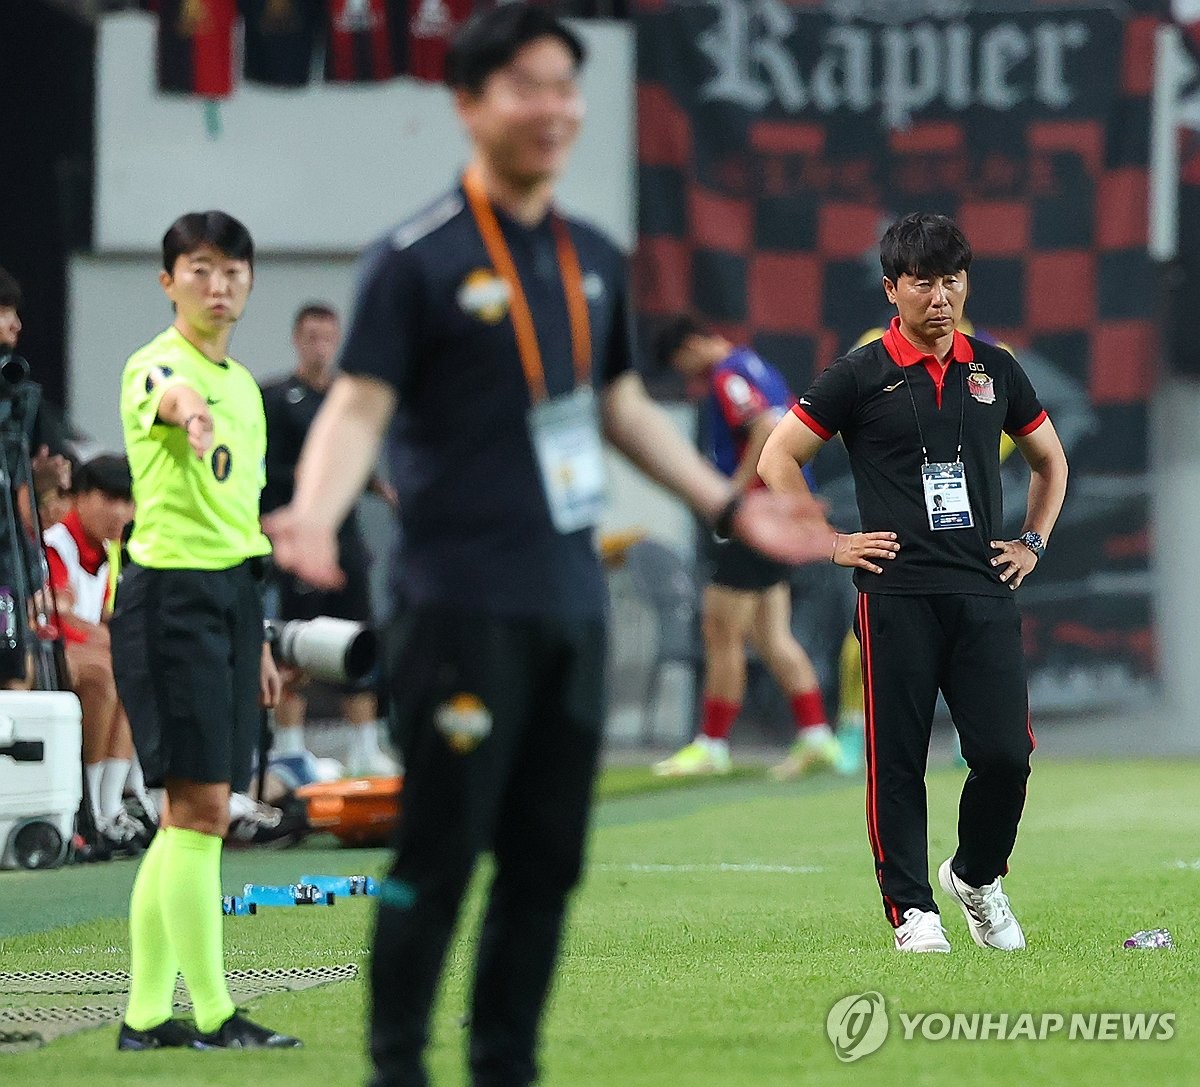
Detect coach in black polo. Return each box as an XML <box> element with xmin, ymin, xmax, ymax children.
<box><xmin>761</xmin><ymin>213</ymin><xmax>1068</xmax><ymax>955</ymax></box>
<box><xmin>264</xmin><ymin>7</ymin><xmax>833</xmax><ymax>1085</ymax></box>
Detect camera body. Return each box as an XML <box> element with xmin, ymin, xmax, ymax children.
<box><xmin>265</xmin><ymin>615</ymin><xmax>377</xmax><ymax>686</ymax></box>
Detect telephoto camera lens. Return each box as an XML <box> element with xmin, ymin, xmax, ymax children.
<box><xmin>265</xmin><ymin>617</ymin><xmax>377</xmax><ymax>685</ymax></box>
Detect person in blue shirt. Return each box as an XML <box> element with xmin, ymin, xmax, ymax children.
<box><xmin>651</xmin><ymin>316</ymin><xmax>845</xmax><ymax>781</ymax></box>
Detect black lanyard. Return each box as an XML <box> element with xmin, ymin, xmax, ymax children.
<box><xmin>901</xmin><ymin>362</ymin><xmax>966</xmax><ymax>466</ymax></box>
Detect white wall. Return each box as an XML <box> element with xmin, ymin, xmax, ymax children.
<box><xmin>94</xmin><ymin>13</ymin><xmax>635</xmax><ymax>252</ymax></box>
<box><xmin>69</xmin><ymin>253</ymin><xmax>360</xmax><ymax>450</ymax></box>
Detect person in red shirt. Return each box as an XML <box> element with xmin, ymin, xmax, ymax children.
<box><xmin>44</xmin><ymin>454</ymin><xmax>145</xmax><ymax>850</ymax></box>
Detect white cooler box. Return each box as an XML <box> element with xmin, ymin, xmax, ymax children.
<box><xmin>0</xmin><ymin>691</ymin><xmax>82</xmax><ymax>870</ymax></box>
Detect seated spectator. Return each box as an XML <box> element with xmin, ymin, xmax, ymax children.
<box><xmin>44</xmin><ymin>454</ymin><xmax>152</xmax><ymax>850</ymax></box>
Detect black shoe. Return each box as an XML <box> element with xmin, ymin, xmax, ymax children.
<box><xmin>117</xmin><ymin>1018</ymin><xmax>205</xmax><ymax>1051</ymax></box>
<box><xmin>196</xmin><ymin>1011</ymin><xmax>302</xmax><ymax>1049</ymax></box>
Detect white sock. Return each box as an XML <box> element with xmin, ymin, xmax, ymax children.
<box><xmin>350</xmin><ymin>721</ymin><xmax>384</xmax><ymax>766</ymax></box>
<box><xmin>126</xmin><ymin>753</ymin><xmax>147</xmax><ymax>798</ymax></box>
<box><xmin>695</xmin><ymin>735</ymin><xmax>729</xmax><ymax>755</ymax></box>
<box><xmin>100</xmin><ymin>758</ymin><xmax>131</xmax><ymax>820</ymax></box>
<box><xmin>84</xmin><ymin>762</ymin><xmax>104</xmax><ymax>824</ymax></box>
<box><xmin>273</xmin><ymin>725</ymin><xmax>307</xmax><ymax>757</ymax></box>
<box><xmin>125</xmin><ymin>756</ymin><xmax>159</xmax><ymax>822</ymax></box>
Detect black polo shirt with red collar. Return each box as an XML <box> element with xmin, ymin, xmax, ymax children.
<box><xmin>794</xmin><ymin>317</ymin><xmax>1047</xmax><ymax>596</ymax></box>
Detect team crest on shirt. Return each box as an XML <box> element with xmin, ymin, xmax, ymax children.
<box><xmin>967</xmin><ymin>369</ymin><xmax>996</xmax><ymax>405</ymax></box>
<box><xmin>457</xmin><ymin>269</ymin><xmax>511</xmax><ymax>325</ymax></box>
<box><xmin>434</xmin><ymin>693</ymin><xmax>492</xmax><ymax>754</ymax></box>
<box><xmin>211</xmin><ymin>444</ymin><xmax>232</xmax><ymax>482</ymax></box>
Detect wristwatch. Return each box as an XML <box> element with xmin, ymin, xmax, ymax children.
<box><xmin>1019</xmin><ymin>531</ymin><xmax>1045</xmax><ymax>558</ymax></box>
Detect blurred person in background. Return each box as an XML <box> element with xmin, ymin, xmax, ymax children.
<box><xmin>266</xmin><ymin>6</ymin><xmax>834</xmax><ymax>1084</ymax></box>
<box><xmin>261</xmin><ymin>301</ymin><xmax>397</xmax><ymax>781</ymax></box>
<box><xmin>0</xmin><ymin>264</ymin><xmax>74</xmax><ymax>505</ymax></box>
<box><xmin>651</xmin><ymin>316</ymin><xmax>866</xmax><ymax>781</ymax></box>
<box><xmin>44</xmin><ymin>453</ymin><xmax>156</xmax><ymax>852</ymax></box>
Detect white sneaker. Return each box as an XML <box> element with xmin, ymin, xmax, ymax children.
<box><xmin>893</xmin><ymin>907</ymin><xmax>951</xmax><ymax>953</ymax></box>
<box><xmin>98</xmin><ymin>809</ymin><xmax>150</xmax><ymax>850</ymax></box>
<box><xmin>348</xmin><ymin>749</ymin><xmax>401</xmax><ymax>779</ymax></box>
<box><xmin>938</xmin><ymin>858</ymin><xmax>1026</xmax><ymax>950</ymax></box>
<box><xmin>652</xmin><ymin>738</ymin><xmax>731</xmax><ymax>777</ymax></box>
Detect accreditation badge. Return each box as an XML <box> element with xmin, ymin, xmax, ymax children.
<box><xmin>528</xmin><ymin>385</ymin><xmax>607</xmax><ymax>534</ymax></box>
<box><xmin>921</xmin><ymin>461</ymin><xmax>974</xmax><ymax>531</ymax></box>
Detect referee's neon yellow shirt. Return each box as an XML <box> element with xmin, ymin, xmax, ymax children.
<box><xmin>120</xmin><ymin>326</ymin><xmax>271</xmax><ymax>570</ymax></box>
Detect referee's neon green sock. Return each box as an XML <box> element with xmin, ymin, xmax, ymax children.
<box><xmin>158</xmin><ymin>826</ymin><xmax>236</xmax><ymax>1034</ymax></box>
<box><xmin>124</xmin><ymin>831</ymin><xmax>180</xmax><ymax>1030</ymax></box>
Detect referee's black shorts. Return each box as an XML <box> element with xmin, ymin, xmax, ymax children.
<box><xmin>111</xmin><ymin>560</ymin><xmax>264</xmax><ymax>793</ymax></box>
<box><xmin>707</xmin><ymin>537</ymin><xmax>791</xmax><ymax>592</ymax></box>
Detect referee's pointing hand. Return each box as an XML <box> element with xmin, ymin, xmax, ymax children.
<box><xmin>183</xmin><ymin>410</ymin><xmax>214</xmax><ymax>459</ymax></box>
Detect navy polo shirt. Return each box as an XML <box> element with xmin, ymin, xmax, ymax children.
<box><xmin>337</xmin><ymin>186</ymin><xmax>635</xmax><ymax>618</ymax></box>
<box><xmin>794</xmin><ymin>318</ymin><xmax>1047</xmax><ymax>596</ymax></box>
<box><xmin>262</xmin><ymin>374</ymin><xmax>368</xmax><ymax>561</ymax></box>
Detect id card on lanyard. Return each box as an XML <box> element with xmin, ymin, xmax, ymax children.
<box><xmin>463</xmin><ymin>167</ymin><xmax>606</xmax><ymax>535</ymax></box>
<box><xmin>894</xmin><ymin>338</ymin><xmax>975</xmax><ymax>532</ymax></box>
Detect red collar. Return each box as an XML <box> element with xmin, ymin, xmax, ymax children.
<box><xmin>62</xmin><ymin>508</ymin><xmax>107</xmax><ymax>574</ymax></box>
<box><xmin>881</xmin><ymin>317</ymin><xmax>974</xmax><ymax>368</ymax></box>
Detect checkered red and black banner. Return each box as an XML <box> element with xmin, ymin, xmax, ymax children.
<box><xmin>635</xmin><ymin>0</ymin><xmax>1163</xmax><ymax>707</ymax></box>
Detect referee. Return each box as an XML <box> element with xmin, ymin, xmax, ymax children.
<box><xmin>266</xmin><ymin>7</ymin><xmax>832</xmax><ymax>1085</ymax></box>
<box><xmin>111</xmin><ymin>211</ymin><xmax>300</xmax><ymax>1050</ymax></box>
<box><xmin>761</xmin><ymin>213</ymin><xmax>1068</xmax><ymax>953</ymax></box>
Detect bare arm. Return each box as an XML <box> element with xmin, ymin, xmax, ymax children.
<box><xmin>157</xmin><ymin>383</ymin><xmax>214</xmax><ymax>458</ymax></box>
<box><xmin>729</xmin><ymin>412</ymin><xmax>781</xmax><ymax>493</ymax></box>
<box><xmin>264</xmin><ymin>373</ymin><xmax>396</xmax><ymax>587</ymax></box>
<box><xmin>759</xmin><ymin>410</ymin><xmax>900</xmax><ymax>574</ymax></box>
<box><xmin>600</xmin><ymin>371</ymin><xmax>733</xmax><ymax>523</ymax></box>
<box><xmin>1013</xmin><ymin>417</ymin><xmax>1068</xmax><ymax>543</ymax></box>
<box><xmin>758</xmin><ymin>410</ymin><xmax>827</xmax><ymax>494</ymax></box>
<box><xmin>292</xmin><ymin>374</ymin><xmax>396</xmax><ymax>528</ymax></box>
<box><xmin>601</xmin><ymin>373</ymin><xmax>834</xmax><ymax>565</ymax></box>
<box><xmin>989</xmin><ymin>417</ymin><xmax>1069</xmax><ymax>589</ymax></box>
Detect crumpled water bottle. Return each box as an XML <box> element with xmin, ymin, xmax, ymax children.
<box><xmin>1123</xmin><ymin>928</ymin><xmax>1173</xmax><ymax>949</ymax></box>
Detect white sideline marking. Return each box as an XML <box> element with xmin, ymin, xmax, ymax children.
<box><xmin>594</xmin><ymin>863</ymin><xmax>824</xmax><ymax>874</ymax></box>
<box><xmin>1168</xmin><ymin>859</ymin><xmax>1200</xmax><ymax>870</ymax></box>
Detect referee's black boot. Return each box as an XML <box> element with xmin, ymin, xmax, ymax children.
<box><xmin>117</xmin><ymin>1018</ymin><xmax>205</xmax><ymax>1050</ymax></box>
<box><xmin>196</xmin><ymin>1011</ymin><xmax>303</xmax><ymax>1049</ymax></box>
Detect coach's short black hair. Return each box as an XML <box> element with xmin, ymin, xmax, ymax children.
<box><xmin>0</xmin><ymin>266</ymin><xmax>22</xmax><ymax>310</ymax></box>
<box><xmin>73</xmin><ymin>454</ymin><xmax>132</xmax><ymax>501</ymax></box>
<box><xmin>445</xmin><ymin>3</ymin><xmax>586</xmax><ymax>93</ymax></box>
<box><xmin>293</xmin><ymin>302</ymin><xmax>339</xmax><ymax>330</ymax></box>
<box><xmin>162</xmin><ymin>211</ymin><xmax>255</xmax><ymax>275</ymax></box>
<box><xmin>653</xmin><ymin>314</ymin><xmax>706</xmax><ymax>371</ymax></box>
<box><xmin>880</xmin><ymin>213</ymin><xmax>972</xmax><ymax>282</ymax></box>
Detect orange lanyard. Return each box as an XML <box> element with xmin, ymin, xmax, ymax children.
<box><xmin>462</xmin><ymin>167</ymin><xmax>592</xmax><ymax>404</ymax></box>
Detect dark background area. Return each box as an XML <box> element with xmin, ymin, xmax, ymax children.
<box><xmin>0</xmin><ymin>0</ymin><xmax>94</xmax><ymax>411</ymax></box>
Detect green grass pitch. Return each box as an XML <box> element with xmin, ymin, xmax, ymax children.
<box><xmin>1</xmin><ymin>756</ymin><xmax>1197</xmax><ymax>1086</ymax></box>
